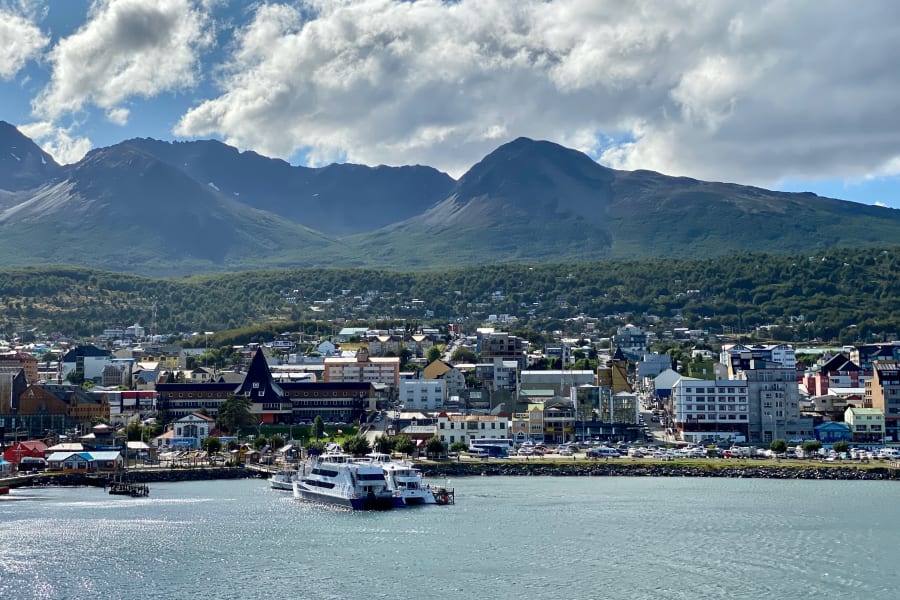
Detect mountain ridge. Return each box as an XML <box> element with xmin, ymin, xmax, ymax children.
<box><xmin>0</xmin><ymin>121</ymin><xmax>898</xmax><ymax>276</ymax></box>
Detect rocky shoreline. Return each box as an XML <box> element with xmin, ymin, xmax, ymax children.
<box><xmin>18</xmin><ymin>461</ymin><xmax>900</xmax><ymax>488</ymax></box>
<box><xmin>416</xmin><ymin>461</ymin><xmax>899</xmax><ymax>480</ymax></box>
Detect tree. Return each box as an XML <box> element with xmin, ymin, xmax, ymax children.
<box><xmin>343</xmin><ymin>434</ymin><xmax>371</xmax><ymax>456</ymax></box>
<box><xmin>305</xmin><ymin>440</ymin><xmax>325</xmax><ymax>456</ymax></box>
<box><xmin>450</xmin><ymin>347</ymin><xmax>477</xmax><ymax>363</ymax></box>
<box><xmin>393</xmin><ymin>434</ymin><xmax>416</xmax><ymax>456</ymax></box>
<box><xmin>203</xmin><ymin>436</ymin><xmax>222</xmax><ymax>454</ymax></box>
<box><xmin>426</xmin><ymin>346</ymin><xmax>442</xmax><ymax>363</ymax></box>
<box><xmin>269</xmin><ymin>434</ymin><xmax>285</xmax><ymax>449</ymax></box>
<box><xmin>769</xmin><ymin>439</ymin><xmax>788</xmax><ymax>454</ymax></box>
<box><xmin>125</xmin><ymin>422</ymin><xmax>143</xmax><ymax>442</ymax></box>
<box><xmin>252</xmin><ymin>435</ymin><xmax>268</xmax><ymax>450</ymax></box>
<box><xmin>449</xmin><ymin>441</ymin><xmax>468</xmax><ymax>453</ymax></box>
<box><xmin>425</xmin><ymin>436</ymin><xmax>445</xmax><ymax>459</ymax></box>
<box><xmin>832</xmin><ymin>440</ymin><xmax>850</xmax><ymax>454</ymax></box>
<box><xmin>802</xmin><ymin>440</ymin><xmax>823</xmax><ymax>457</ymax></box>
<box><xmin>312</xmin><ymin>416</ymin><xmax>325</xmax><ymax>442</ymax></box>
<box><xmin>216</xmin><ymin>394</ymin><xmax>254</xmax><ymax>436</ymax></box>
<box><xmin>374</xmin><ymin>433</ymin><xmax>394</xmax><ymax>454</ymax></box>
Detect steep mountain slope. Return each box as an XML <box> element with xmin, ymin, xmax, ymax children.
<box><xmin>0</xmin><ymin>121</ymin><xmax>62</xmax><ymax>192</ymax></box>
<box><xmin>0</xmin><ymin>144</ymin><xmax>339</xmax><ymax>275</ymax></box>
<box><xmin>351</xmin><ymin>138</ymin><xmax>619</xmax><ymax>266</ymax></box>
<box><xmin>123</xmin><ymin>137</ymin><xmax>456</xmax><ymax>234</ymax></box>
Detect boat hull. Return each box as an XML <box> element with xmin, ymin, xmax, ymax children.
<box><xmin>293</xmin><ymin>483</ymin><xmax>394</xmax><ymax>510</ymax></box>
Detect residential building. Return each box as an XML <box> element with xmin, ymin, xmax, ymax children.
<box><xmin>520</xmin><ymin>369</ymin><xmax>595</xmax><ymax>398</ymax></box>
<box><xmin>851</xmin><ymin>343</ymin><xmax>900</xmax><ymax>373</ymax></box>
<box><xmin>801</xmin><ymin>354</ymin><xmax>862</xmax><ymax>397</ymax></box>
<box><xmin>612</xmin><ymin>324</ymin><xmax>649</xmax><ymax>356</ymax></box>
<box><xmin>0</xmin><ymin>350</ymin><xmax>38</xmax><ymax>383</ymax></box>
<box><xmin>477</xmin><ymin>331</ymin><xmax>527</xmax><ymax>369</ymax></box>
<box><xmin>510</xmin><ymin>405</ymin><xmax>545</xmax><ymax>443</ymax></box>
<box><xmin>721</xmin><ymin>343</ymin><xmax>796</xmax><ymax>377</ymax></box>
<box><xmin>867</xmin><ymin>361</ymin><xmax>900</xmax><ymax>442</ymax></box>
<box><xmin>475</xmin><ymin>359</ymin><xmax>519</xmax><ymax>392</ymax></box>
<box><xmin>400</xmin><ymin>379</ymin><xmax>446</xmax><ymax>410</ymax></box>
<box><xmin>671</xmin><ymin>378</ymin><xmax>750</xmax><ymax>443</ymax></box>
<box><xmin>423</xmin><ymin>360</ymin><xmax>467</xmax><ymax>399</ymax></box>
<box><xmin>734</xmin><ymin>360</ymin><xmax>812</xmax><ymax>443</ymax></box>
<box><xmin>61</xmin><ymin>345</ymin><xmax>112</xmax><ymax>382</ymax></box>
<box><xmin>323</xmin><ymin>348</ymin><xmax>400</xmax><ymax>393</ymax></box>
<box><xmin>844</xmin><ymin>407</ymin><xmax>885</xmax><ymax>444</ymax></box>
<box><xmin>436</xmin><ymin>413</ymin><xmax>510</xmax><ymax>446</ymax></box>
<box><xmin>636</xmin><ymin>352</ymin><xmax>672</xmax><ymax>385</ymax></box>
<box><xmin>542</xmin><ymin>401</ymin><xmax>575</xmax><ymax>444</ymax></box>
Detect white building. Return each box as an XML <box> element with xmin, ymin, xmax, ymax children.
<box><xmin>671</xmin><ymin>378</ymin><xmax>750</xmax><ymax>443</ymax></box>
<box><xmin>436</xmin><ymin>413</ymin><xmax>511</xmax><ymax>446</ymax></box>
<box><xmin>400</xmin><ymin>379</ymin><xmax>447</xmax><ymax>410</ymax></box>
<box><xmin>720</xmin><ymin>343</ymin><xmax>796</xmax><ymax>375</ymax></box>
<box><xmin>612</xmin><ymin>324</ymin><xmax>649</xmax><ymax>356</ymax></box>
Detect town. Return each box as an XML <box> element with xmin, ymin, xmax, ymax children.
<box><xmin>2</xmin><ymin>315</ymin><xmax>899</xmax><ymax>476</ymax></box>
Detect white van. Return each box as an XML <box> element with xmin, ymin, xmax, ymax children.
<box><xmin>587</xmin><ymin>446</ymin><xmax>620</xmax><ymax>458</ymax></box>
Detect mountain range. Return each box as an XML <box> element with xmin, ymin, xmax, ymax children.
<box><xmin>1</xmin><ymin>120</ymin><xmax>898</xmax><ymax>277</ymax></box>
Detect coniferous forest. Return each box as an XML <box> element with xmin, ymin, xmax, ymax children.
<box><xmin>0</xmin><ymin>246</ymin><xmax>897</xmax><ymax>345</ymax></box>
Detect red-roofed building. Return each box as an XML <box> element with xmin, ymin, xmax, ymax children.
<box><xmin>3</xmin><ymin>440</ymin><xmax>49</xmax><ymax>464</ymax></box>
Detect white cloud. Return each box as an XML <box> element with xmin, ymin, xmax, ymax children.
<box><xmin>159</xmin><ymin>0</ymin><xmax>900</xmax><ymax>186</ymax></box>
<box><xmin>32</xmin><ymin>0</ymin><xmax>211</xmax><ymax>125</ymax></box>
<box><xmin>0</xmin><ymin>7</ymin><xmax>49</xmax><ymax>80</ymax></box>
<box><xmin>18</xmin><ymin>120</ymin><xmax>93</xmax><ymax>165</ymax></box>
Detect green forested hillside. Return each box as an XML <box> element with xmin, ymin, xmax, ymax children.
<box><xmin>1</xmin><ymin>246</ymin><xmax>898</xmax><ymax>343</ymax></box>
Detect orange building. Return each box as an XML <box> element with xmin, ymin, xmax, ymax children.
<box><xmin>0</xmin><ymin>351</ymin><xmax>39</xmax><ymax>383</ymax></box>
<box><xmin>18</xmin><ymin>384</ymin><xmax>110</xmax><ymax>426</ymax></box>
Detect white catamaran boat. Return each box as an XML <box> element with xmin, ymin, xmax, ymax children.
<box><xmin>292</xmin><ymin>452</ymin><xmax>394</xmax><ymax>510</ymax></box>
<box><xmin>356</xmin><ymin>453</ymin><xmax>437</xmax><ymax>507</ymax></box>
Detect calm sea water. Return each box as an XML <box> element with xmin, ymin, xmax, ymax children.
<box><xmin>1</xmin><ymin>476</ymin><xmax>898</xmax><ymax>600</ymax></box>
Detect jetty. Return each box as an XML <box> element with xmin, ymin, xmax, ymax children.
<box><xmin>107</xmin><ymin>479</ymin><xmax>150</xmax><ymax>497</ymax></box>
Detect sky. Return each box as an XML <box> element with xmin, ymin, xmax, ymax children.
<box><xmin>2</xmin><ymin>0</ymin><xmax>900</xmax><ymax>208</ymax></box>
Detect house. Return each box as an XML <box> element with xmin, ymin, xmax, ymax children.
<box><xmin>844</xmin><ymin>407</ymin><xmax>885</xmax><ymax>443</ymax></box>
<box><xmin>170</xmin><ymin>412</ymin><xmax>216</xmax><ymax>449</ymax></box>
<box><xmin>802</xmin><ymin>354</ymin><xmax>862</xmax><ymax>397</ymax></box>
<box><xmin>422</xmin><ymin>360</ymin><xmax>467</xmax><ymax>398</ymax></box>
<box><xmin>814</xmin><ymin>421</ymin><xmax>852</xmax><ymax>444</ymax></box>
<box><xmin>2</xmin><ymin>440</ymin><xmax>49</xmax><ymax>464</ymax></box>
<box><xmin>46</xmin><ymin>451</ymin><xmax>94</xmax><ymax>472</ymax></box>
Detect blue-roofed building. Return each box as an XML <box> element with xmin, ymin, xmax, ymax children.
<box><xmin>814</xmin><ymin>421</ymin><xmax>852</xmax><ymax>444</ymax></box>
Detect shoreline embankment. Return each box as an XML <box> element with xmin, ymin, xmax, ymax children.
<box><xmin>417</xmin><ymin>461</ymin><xmax>900</xmax><ymax>480</ymax></box>
<box><xmin>13</xmin><ymin>460</ymin><xmax>900</xmax><ymax>488</ymax></box>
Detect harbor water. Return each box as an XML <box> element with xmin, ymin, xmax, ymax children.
<box><xmin>1</xmin><ymin>476</ymin><xmax>899</xmax><ymax>599</ymax></box>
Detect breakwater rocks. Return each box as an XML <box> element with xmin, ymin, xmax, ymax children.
<box><xmin>30</xmin><ymin>467</ymin><xmax>259</xmax><ymax>487</ymax></box>
<box><xmin>418</xmin><ymin>461</ymin><xmax>898</xmax><ymax>480</ymax></box>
